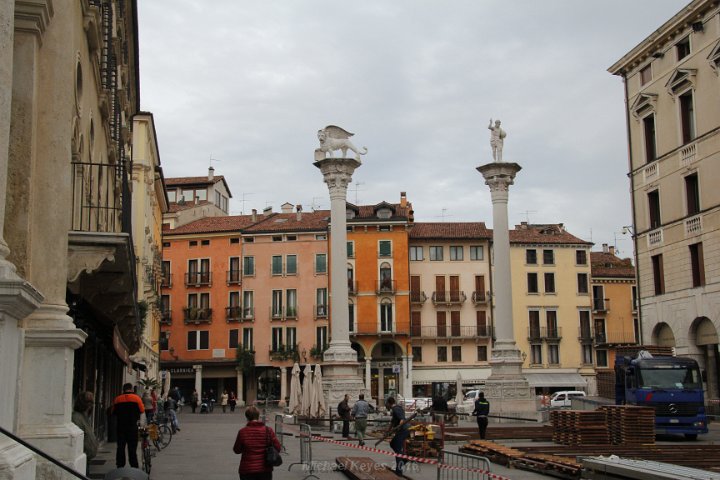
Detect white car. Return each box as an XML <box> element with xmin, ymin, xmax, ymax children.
<box><xmin>456</xmin><ymin>390</ymin><xmax>481</xmax><ymax>414</ymax></box>
<box><xmin>549</xmin><ymin>391</ymin><xmax>586</xmax><ymax>408</ymax></box>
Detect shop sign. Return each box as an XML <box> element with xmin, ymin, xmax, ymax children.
<box><xmin>392</xmin><ymin>364</ymin><xmax>401</xmax><ymax>373</ymax></box>
<box><xmin>168</xmin><ymin>367</ymin><xmax>194</xmax><ymax>374</ymax></box>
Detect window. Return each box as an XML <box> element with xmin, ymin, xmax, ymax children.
<box><xmin>286</xmin><ymin>255</ymin><xmax>297</xmax><ymax>275</ymax></box>
<box><xmin>596</xmin><ymin>350</ymin><xmax>608</xmax><ymax>368</ymax></box>
<box><xmin>429</xmin><ymin>246</ymin><xmax>443</xmax><ymax>261</ymax></box>
<box><xmin>412</xmin><ymin>346</ymin><xmax>422</xmax><ymax>362</ymax></box>
<box><xmin>632</xmin><ymin>286</ymin><xmax>638</xmax><ymax>312</ymax></box>
<box><xmin>242</xmin><ymin>328</ymin><xmax>253</xmax><ymax>351</ymax></box>
<box><xmin>229</xmin><ymin>257</ymin><xmax>240</xmax><ymax>283</ymax></box>
<box><xmin>242</xmin><ymin>291</ymin><xmax>254</xmax><ymax>319</ymax></box>
<box><xmin>470</xmin><ymin>246</ymin><xmax>484</xmax><ymax>261</ymax></box>
<box><xmin>648</xmin><ymin>190</ymin><xmax>661</xmax><ymax>229</ymax></box>
<box><xmin>316</xmin><ymin>288</ymin><xmax>328</xmax><ymax>317</ymax></box>
<box><xmin>577</xmin><ymin>273</ymin><xmax>589</xmax><ymax>294</ymax></box>
<box><xmin>167</xmin><ymin>190</ymin><xmax>177</xmax><ymax>202</ymax></box>
<box><xmin>582</xmin><ymin>344</ymin><xmax>593</xmax><ymax>365</ymax></box>
<box><xmin>436</xmin><ymin>311</ymin><xmax>447</xmax><ymax>337</ymax></box>
<box><xmin>643</xmin><ymin>114</ymin><xmax>657</xmax><ymax>163</ymax></box>
<box><xmin>316</xmin><ymin>234</ymin><xmax>327</xmax><ymax>240</ymax></box>
<box><xmin>592</xmin><ymin>285</ymin><xmax>605</xmax><ymax>311</ymax></box>
<box><xmin>379</xmin><ymin>225</ymin><xmax>391</xmax><ymax>232</ymax></box>
<box><xmin>159</xmin><ymin>331</ymin><xmax>169</xmax><ymax>351</ymax></box>
<box><xmin>271</xmin><ymin>256</ymin><xmax>282</xmax><ymax>275</ymax></box>
<box><xmin>546</xmin><ymin>310</ymin><xmax>558</xmax><ymax>338</ymax></box>
<box><xmin>579</xmin><ymin>310</ymin><xmax>592</xmax><ymax>340</ymax></box>
<box><xmin>450</xmin><ymin>311</ymin><xmax>460</xmax><ymax>336</ymax></box>
<box><xmin>189</xmin><ymin>241</ymin><xmax>197</xmax><ymax>247</ymax></box>
<box><xmin>271</xmin><ymin>328</ymin><xmax>283</xmax><ymax>351</ymax></box>
<box><xmin>640</xmin><ymin>64</ymin><xmax>652</xmax><ymax>86</ymax></box>
<box><xmin>437</xmin><ymin>346</ymin><xmax>448</xmax><ymax>363</ymax></box>
<box><xmin>162</xmin><ymin>241</ymin><xmax>170</xmax><ymax>248</ymax></box>
<box><xmin>526</xmin><ymin>249</ymin><xmax>537</xmax><ymax>265</ymax></box>
<box><xmin>544</xmin><ymin>273</ymin><xmax>555</xmax><ymax>294</ymax></box>
<box><xmin>286</xmin><ymin>289</ymin><xmax>297</xmax><ymax>317</ymax></box>
<box><xmin>162</xmin><ymin>261</ymin><xmax>171</xmax><ymax>286</ymax></box>
<box><xmin>229</xmin><ymin>291</ymin><xmax>240</xmax><ymax>308</ymax></box>
<box><xmin>379</xmin><ymin>240</ymin><xmax>392</xmax><ymax>257</ymax></box>
<box><xmin>286</xmin><ymin>327</ymin><xmax>297</xmax><ymax>350</ymax></box>
<box><xmin>530</xmin><ymin>344</ymin><xmax>542</xmax><ymax>365</ymax></box>
<box><xmin>215</xmin><ymin>191</ymin><xmax>221</xmax><ymax>207</ymax></box>
<box><xmin>230</xmin><ymin>237</ymin><xmax>240</xmax><ymax>244</ymax></box>
<box><xmin>187</xmin><ymin>330</ymin><xmax>209</xmax><ymax>351</ymax></box>
<box><xmin>676</xmin><ymin>36</ymin><xmax>690</xmax><ymax>60</ymax></box>
<box><xmin>201</xmin><ymin>239</ymin><xmax>210</xmax><ymax>246</ymax></box>
<box><xmin>576</xmin><ymin>250</ymin><xmax>587</xmax><ymax>265</ymax></box>
<box><xmin>685</xmin><ymin>173</ymin><xmax>700</xmax><ymax>216</ymax></box>
<box><xmin>476</xmin><ymin>311</ymin><xmax>488</xmax><ymax>336</ymax></box>
<box><xmin>380</xmin><ymin>300</ymin><xmax>393</xmax><ymax>332</ymax></box>
<box><xmin>315</xmin><ymin>254</ymin><xmax>327</xmax><ymax>274</ymax></box>
<box><xmin>594</xmin><ymin>318</ymin><xmax>606</xmax><ymax>343</ymax></box>
<box><xmin>379</xmin><ymin>263</ymin><xmax>392</xmax><ymax>291</ymax></box>
<box><xmin>348</xmin><ymin>302</ymin><xmax>354</xmax><ymax>332</ymax></box>
<box><xmin>527</xmin><ymin>273</ymin><xmax>538</xmax><ymax>294</ymax></box>
<box><xmin>689</xmin><ymin>243</ymin><xmax>705</xmax><ymax>287</ymax></box>
<box><xmin>243</xmin><ymin>256</ymin><xmax>255</xmax><ymax>276</ymax></box>
<box><xmin>477</xmin><ymin>346</ymin><xmax>488</xmax><ymax>362</ymax></box>
<box><xmin>548</xmin><ymin>345</ymin><xmax>559</xmax><ymax>365</ymax></box>
<box><xmin>271</xmin><ymin>290</ymin><xmax>283</xmax><ymax>318</ymax></box>
<box><xmin>272</xmin><ymin>235</ymin><xmax>282</xmax><ymax>242</ymax></box>
<box><xmin>286</xmin><ymin>235</ymin><xmax>296</xmax><ymax>242</ymax></box>
<box><xmin>160</xmin><ymin>295</ymin><xmax>170</xmax><ymax>316</ymax></box>
<box><xmin>316</xmin><ymin>326</ymin><xmax>328</xmax><ymax>349</ymax></box>
<box><xmin>347</xmin><ymin>241</ymin><xmax>354</xmax><ymax>258</ymax></box>
<box><xmin>449</xmin><ymin>246</ymin><xmax>463</xmax><ymax>261</ymax></box>
<box><xmin>244</xmin><ymin>237</ymin><xmax>254</xmax><ymax>243</ymax></box>
<box><xmin>410</xmin><ymin>246</ymin><xmax>424</xmax><ymax>261</ymax></box>
<box><xmin>652</xmin><ymin>254</ymin><xmax>665</xmax><ymax>294</ymax></box>
<box><xmin>542</xmin><ymin>249</ymin><xmax>554</xmax><ymax>265</ymax></box>
<box><xmin>529</xmin><ymin>310</ymin><xmax>541</xmax><ymax>339</ymax></box>
<box><xmin>451</xmin><ymin>346</ymin><xmax>462</xmax><ymax>362</ymax></box>
<box><xmin>229</xmin><ymin>329</ymin><xmax>239</xmax><ymax>349</ymax></box>
<box><xmin>679</xmin><ymin>90</ymin><xmax>695</xmax><ymax>143</ymax></box>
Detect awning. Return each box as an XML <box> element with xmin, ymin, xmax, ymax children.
<box><xmin>412</xmin><ymin>368</ymin><xmax>491</xmax><ymax>385</ymax></box>
<box><xmin>524</xmin><ymin>372</ymin><xmax>587</xmax><ymax>388</ymax></box>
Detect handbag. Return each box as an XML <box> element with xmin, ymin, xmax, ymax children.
<box><xmin>265</xmin><ymin>427</ymin><xmax>282</xmax><ymax>467</ymax></box>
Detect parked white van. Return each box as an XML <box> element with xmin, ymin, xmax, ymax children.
<box><xmin>549</xmin><ymin>391</ymin><xmax>586</xmax><ymax>408</ymax></box>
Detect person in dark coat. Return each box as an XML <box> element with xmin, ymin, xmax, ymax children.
<box><xmin>337</xmin><ymin>394</ymin><xmax>351</xmax><ymax>438</ymax></box>
<box><xmin>112</xmin><ymin>383</ymin><xmax>145</xmax><ymax>468</ymax></box>
<box><xmin>471</xmin><ymin>392</ymin><xmax>490</xmax><ymax>439</ymax></box>
<box><xmin>386</xmin><ymin>397</ymin><xmax>410</xmax><ymax>476</ymax></box>
<box><xmin>233</xmin><ymin>406</ymin><xmax>281</xmax><ymax>480</ymax></box>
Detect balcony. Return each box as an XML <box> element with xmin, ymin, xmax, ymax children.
<box><xmin>160</xmin><ymin>310</ymin><xmax>172</xmax><ymax>325</ymax></box>
<box><xmin>647</xmin><ymin>229</ymin><xmax>663</xmax><ymax>247</ymax></box>
<box><xmin>680</xmin><ymin>143</ymin><xmax>697</xmax><ymax>167</ymax></box>
<box><xmin>269</xmin><ymin>345</ymin><xmax>299</xmax><ymax>361</ymax></box>
<box><xmin>471</xmin><ymin>291</ymin><xmax>488</xmax><ymax>304</ymax></box>
<box><xmin>348</xmin><ymin>279</ymin><xmax>357</xmax><ymax>296</ymax></box>
<box><xmin>226</xmin><ymin>306</ymin><xmax>245</xmax><ymax>323</ymax></box>
<box><xmin>376</xmin><ymin>279</ymin><xmax>396</xmax><ymax>295</ymax></box>
<box><xmin>410</xmin><ymin>291</ymin><xmax>427</xmax><ymax>305</ymax></box>
<box><xmin>596</xmin><ymin>331</ymin><xmax>637</xmax><ymax>345</ymax></box>
<box><xmin>685</xmin><ymin>215</ymin><xmax>702</xmax><ymax>236</ymax></box>
<box><xmin>432</xmin><ymin>291</ymin><xmax>467</xmax><ymax>305</ymax></box>
<box><xmin>578</xmin><ymin>327</ymin><xmax>594</xmax><ymax>343</ymax></box>
<box><xmin>185</xmin><ymin>271</ymin><xmax>212</xmax><ymax>287</ymax></box>
<box><xmin>242</xmin><ymin>306</ymin><xmax>255</xmax><ymax>321</ymax></box>
<box><xmin>527</xmin><ymin>327</ymin><xmax>562</xmax><ymax>342</ymax></box>
<box><xmin>314</xmin><ymin>304</ymin><xmax>328</xmax><ymax>319</ymax></box>
<box><xmin>285</xmin><ymin>306</ymin><xmax>298</xmax><ymax>320</ymax></box>
<box><xmin>161</xmin><ymin>273</ymin><xmax>172</xmax><ymax>288</ymax></box>
<box><xmin>592</xmin><ymin>298</ymin><xmax>610</xmax><ymax>313</ymax></box>
<box><xmin>227</xmin><ymin>269</ymin><xmax>241</xmax><ymax>285</ymax></box>
<box><xmin>183</xmin><ymin>307</ymin><xmax>212</xmax><ymax>324</ymax></box>
<box><xmin>413</xmin><ymin>325</ymin><xmax>493</xmax><ymax>339</ymax></box>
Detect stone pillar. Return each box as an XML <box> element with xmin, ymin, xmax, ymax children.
<box><xmin>378</xmin><ymin>368</ymin><xmax>385</xmax><ymax>402</ymax></box>
<box><xmin>236</xmin><ymin>367</ymin><xmax>245</xmax><ymax>406</ymax></box>
<box><xmin>365</xmin><ymin>357</ymin><xmax>372</xmax><ymax>391</ymax></box>
<box><xmin>707</xmin><ymin>345</ymin><xmax>719</xmax><ymax>401</ymax></box>
<box><xmin>0</xmin><ymin>0</ymin><xmax>14</xmax><ymax>274</ymax></box>
<box><xmin>279</xmin><ymin>367</ymin><xmax>288</xmax><ymax>407</ymax></box>
<box><xmin>403</xmin><ymin>355</ymin><xmax>413</xmax><ymax>399</ymax></box>
<box><xmin>194</xmin><ymin>365</ymin><xmax>203</xmax><ymax>399</ymax></box>
<box><xmin>315</xmin><ymin>157</ymin><xmax>368</xmax><ymax>406</ymax></box>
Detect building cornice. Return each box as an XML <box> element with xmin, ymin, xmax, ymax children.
<box><xmin>14</xmin><ymin>0</ymin><xmax>53</xmax><ymax>43</ymax></box>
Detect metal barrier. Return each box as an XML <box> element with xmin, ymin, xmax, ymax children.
<box><xmin>437</xmin><ymin>450</ymin><xmax>491</xmax><ymax>480</ymax></box>
<box><xmin>275</xmin><ymin>414</ymin><xmax>286</xmax><ymax>453</ymax></box>
<box><xmin>288</xmin><ymin>424</ymin><xmax>319</xmax><ymax>480</ymax></box>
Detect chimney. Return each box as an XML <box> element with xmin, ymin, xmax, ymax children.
<box><xmin>263</xmin><ymin>206</ymin><xmax>272</xmax><ymax>217</ymax></box>
<box><xmin>251</xmin><ymin>209</ymin><xmax>257</xmax><ymax>222</ymax></box>
<box><xmin>208</xmin><ymin>166</ymin><xmax>215</xmax><ymax>181</ymax></box>
<box><xmin>602</xmin><ymin>243</ymin><xmax>609</xmax><ymax>253</ymax></box>
<box><xmin>400</xmin><ymin>191</ymin><xmax>407</xmax><ymax>208</ymax></box>
<box><xmin>296</xmin><ymin>204</ymin><xmax>303</xmax><ymax>221</ymax></box>
<box><xmin>281</xmin><ymin>203</ymin><xmax>293</xmax><ymax>214</ymax></box>
<box><xmin>609</xmin><ymin>245</ymin><xmax>616</xmax><ymax>256</ymax></box>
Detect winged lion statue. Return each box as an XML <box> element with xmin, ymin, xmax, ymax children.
<box><xmin>316</xmin><ymin>125</ymin><xmax>368</xmax><ymax>161</ymax></box>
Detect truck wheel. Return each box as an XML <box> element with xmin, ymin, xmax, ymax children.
<box><xmin>685</xmin><ymin>434</ymin><xmax>698</xmax><ymax>441</ymax></box>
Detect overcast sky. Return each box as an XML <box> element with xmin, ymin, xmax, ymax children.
<box><xmin>138</xmin><ymin>0</ymin><xmax>687</xmax><ymax>258</ymax></box>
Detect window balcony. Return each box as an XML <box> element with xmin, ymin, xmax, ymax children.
<box><xmin>599</xmin><ymin>331</ymin><xmax>637</xmax><ymax>345</ymax></box>
<box><xmin>685</xmin><ymin>215</ymin><xmax>702</xmax><ymax>236</ymax></box>
<box><xmin>242</xmin><ymin>306</ymin><xmax>255</xmax><ymax>321</ymax></box>
<box><xmin>185</xmin><ymin>271</ymin><xmax>212</xmax><ymax>287</ymax></box>
<box><xmin>432</xmin><ymin>291</ymin><xmax>467</xmax><ymax>305</ymax></box>
<box><xmin>161</xmin><ymin>273</ymin><xmax>172</xmax><ymax>288</ymax></box>
<box><xmin>592</xmin><ymin>298</ymin><xmax>610</xmax><ymax>312</ymax></box>
<box><xmin>527</xmin><ymin>327</ymin><xmax>562</xmax><ymax>342</ymax></box>
<box><xmin>314</xmin><ymin>304</ymin><xmax>328</xmax><ymax>319</ymax></box>
<box><xmin>227</xmin><ymin>269</ymin><xmax>241</xmax><ymax>285</ymax></box>
<box><xmin>413</xmin><ymin>325</ymin><xmax>493</xmax><ymax>339</ymax></box>
<box><xmin>270</xmin><ymin>308</ymin><xmax>283</xmax><ymax>321</ymax></box>
<box><xmin>471</xmin><ymin>291</ymin><xmax>488</xmax><ymax>304</ymax></box>
<box><xmin>269</xmin><ymin>345</ymin><xmax>299</xmax><ymax>361</ymax></box>
<box><xmin>376</xmin><ymin>280</ymin><xmax>396</xmax><ymax>295</ymax></box>
<box><xmin>578</xmin><ymin>327</ymin><xmax>593</xmax><ymax>343</ymax></box>
<box><xmin>680</xmin><ymin>143</ymin><xmax>697</xmax><ymax>167</ymax></box>
<box><xmin>285</xmin><ymin>306</ymin><xmax>298</xmax><ymax>320</ymax></box>
<box><xmin>226</xmin><ymin>306</ymin><xmax>245</xmax><ymax>323</ymax></box>
<box><xmin>647</xmin><ymin>229</ymin><xmax>663</xmax><ymax>247</ymax></box>
<box><xmin>160</xmin><ymin>310</ymin><xmax>172</xmax><ymax>325</ymax></box>
<box><xmin>348</xmin><ymin>280</ymin><xmax>357</xmax><ymax>296</ymax></box>
<box><xmin>183</xmin><ymin>307</ymin><xmax>212</xmax><ymax>324</ymax></box>
<box><xmin>410</xmin><ymin>291</ymin><xmax>427</xmax><ymax>305</ymax></box>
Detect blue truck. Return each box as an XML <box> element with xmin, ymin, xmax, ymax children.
<box><xmin>615</xmin><ymin>350</ymin><xmax>708</xmax><ymax>439</ymax></box>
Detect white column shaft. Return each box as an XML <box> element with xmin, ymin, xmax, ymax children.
<box><xmin>490</xmin><ymin>189</ymin><xmax>513</xmax><ymax>343</ymax></box>
<box><xmin>194</xmin><ymin>365</ymin><xmax>203</xmax><ymax>397</ymax></box>
<box><xmin>365</xmin><ymin>357</ymin><xmax>372</xmax><ymax>391</ymax></box>
<box><xmin>279</xmin><ymin>367</ymin><xmax>287</xmax><ymax>407</ymax></box>
<box><xmin>329</xmin><ymin>193</ymin><xmax>350</xmax><ymax>347</ymax></box>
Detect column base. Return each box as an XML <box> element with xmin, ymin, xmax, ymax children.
<box><xmin>0</xmin><ymin>438</ymin><xmax>36</xmax><ymax>480</ymax></box>
<box><xmin>19</xmin><ymin>423</ymin><xmax>85</xmax><ymax>478</ymax></box>
<box><xmin>482</xmin><ymin>378</ymin><xmax>540</xmax><ymax>421</ymax></box>
<box><xmin>321</xmin><ymin>361</ymin><xmax>369</xmax><ymax>406</ymax></box>
<box><xmin>488</xmin><ymin>340</ymin><xmax>525</xmax><ymax>379</ymax></box>
<box><xmin>323</xmin><ymin>344</ymin><xmax>357</xmax><ymax>363</ymax></box>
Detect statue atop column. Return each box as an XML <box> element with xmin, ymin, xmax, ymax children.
<box><xmin>488</xmin><ymin>119</ymin><xmax>507</xmax><ymax>162</ymax></box>
<box><xmin>315</xmin><ymin>125</ymin><xmax>368</xmax><ymax>161</ymax></box>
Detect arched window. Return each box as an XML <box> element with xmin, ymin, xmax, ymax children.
<box><xmin>379</xmin><ymin>262</ymin><xmax>392</xmax><ymax>292</ymax></box>
<box><xmin>380</xmin><ymin>299</ymin><xmax>393</xmax><ymax>332</ymax></box>
<box><xmin>347</xmin><ymin>264</ymin><xmax>355</xmax><ymax>293</ymax></box>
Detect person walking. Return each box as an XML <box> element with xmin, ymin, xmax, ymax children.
<box><xmin>229</xmin><ymin>391</ymin><xmax>237</xmax><ymax>412</ymax></box>
<box><xmin>71</xmin><ymin>391</ymin><xmax>98</xmax><ymax>474</ymax></box>
<box><xmin>112</xmin><ymin>383</ymin><xmax>145</xmax><ymax>469</ymax></box>
<box><xmin>191</xmin><ymin>389</ymin><xmax>199</xmax><ymax>413</ymax></box>
<box><xmin>351</xmin><ymin>393</ymin><xmax>370</xmax><ymax>446</ymax></box>
<box><xmin>472</xmin><ymin>391</ymin><xmax>490</xmax><ymax>439</ymax></box>
<box><xmin>221</xmin><ymin>390</ymin><xmax>230</xmax><ymax>413</ymax></box>
<box><xmin>142</xmin><ymin>390</ymin><xmax>154</xmax><ymax>422</ymax></box>
<box><xmin>233</xmin><ymin>406</ymin><xmax>281</xmax><ymax>480</ymax></box>
<box><xmin>208</xmin><ymin>388</ymin><xmax>216</xmax><ymax>412</ymax></box>
<box><xmin>165</xmin><ymin>395</ymin><xmax>180</xmax><ymax>433</ymax></box>
<box><xmin>385</xmin><ymin>397</ymin><xmax>410</xmax><ymax>476</ymax></box>
<box><xmin>337</xmin><ymin>394</ymin><xmax>351</xmax><ymax>438</ymax></box>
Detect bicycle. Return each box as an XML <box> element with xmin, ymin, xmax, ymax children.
<box><xmin>151</xmin><ymin>414</ymin><xmax>173</xmax><ymax>450</ymax></box>
<box><xmin>139</xmin><ymin>426</ymin><xmax>154</xmax><ymax>474</ymax></box>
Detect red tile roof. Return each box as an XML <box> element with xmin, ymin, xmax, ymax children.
<box><xmin>165</xmin><ymin>215</ymin><xmax>257</xmax><ymax>235</ymax></box>
<box><xmin>410</xmin><ymin>222</ymin><xmax>492</xmax><ymax>239</ymax></box>
<box><xmin>591</xmin><ymin>252</ymin><xmax>635</xmax><ymax>278</ymax></box>
<box><xmin>244</xmin><ymin>210</ymin><xmax>330</xmax><ymax>233</ymax></box>
<box><xmin>509</xmin><ymin>224</ymin><xmax>592</xmax><ymax>246</ymax></box>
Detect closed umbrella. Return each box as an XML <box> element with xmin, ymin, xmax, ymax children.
<box><xmin>300</xmin><ymin>364</ymin><xmax>313</xmax><ymax>417</ymax></box>
<box><xmin>289</xmin><ymin>363</ymin><xmax>302</xmax><ymax>415</ymax></box>
<box><xmin>311</xmin><ymin>364</ymin><xmax>326</xmax><ymax>418</ymax></box>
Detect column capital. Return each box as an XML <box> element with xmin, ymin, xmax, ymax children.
<box><xmin>193</xmin><ymin>364</ymin><xmax>203</xmax><ymax>371</ymax></box>
<box><xmin>476</xmin><ymin>162</ymin><xmax>522</xmax><ymax>193</ymax></box>
<box><xmin>314</xmin><ymin>158</ymin><xmax>361</xmax><ymax>199</ymax></box>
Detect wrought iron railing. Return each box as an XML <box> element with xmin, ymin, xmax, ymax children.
<box><xmin>432</xmin><ymin>290</ymin><xmax>467</xmax><ymax>304</ymax></box>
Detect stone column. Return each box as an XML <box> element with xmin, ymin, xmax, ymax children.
<box><xmin>0</xmin><ymin>0</ymin><xmax>14</xmax><ymax>274</ymax></box>
<box><xmin>403</xmin><ymin>355</ymin><xmax>413</xmax><ymax>399</ymax></box>
<box><xmin>236</xmin><ymin>367</ymin><xmax>245</xmax><ymax>406</ymax></box>
<box><xmin>279</xmin><ymin>367</ymin><xmax>288</xmax><ymax>407</ymax></box>
<box><xmin>194</xmin><ymin>365</ymin><xmax>203</xmax><ymax>399</ymax></box>
<box><xmin>365</xmin><ymin>357</ymin><xmax>372</xmax><ymax>391</ymax></box>
<box><xmin>707</xmin><ymin>346</ymin><xmax>719</xmax><ymax>401</ymax></box>
<box><xmin>378</xmin><ymin>368</ymin><xmax>385</xmax><ymax>402</ymax></box>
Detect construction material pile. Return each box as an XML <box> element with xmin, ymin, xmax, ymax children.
<box><xmin>550</xmin><ymin>410</ymin><xmax>610</xmax><ymax>446</ymax></box>
<box><xmin>599</xmin><ymin>405</ymin><xmax>655</xmax><ymax>445</ymax></box>
<box><xmin>461</xmin><ymin>440</ymin><xmax>581</xmax><ymax>478</ymax></box>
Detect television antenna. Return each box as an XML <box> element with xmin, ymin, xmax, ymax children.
<box><xmin>239</xmin><ymin>192</ymin><xmax>254</xmax><ymax>215</ymax></box>
<box><xmin>519</xmin><ymin>210</ymin><xmax>537</xmax><ymax>223</ymax></box>
<box><xmin>209</xmin><ymin>154</ymin><xmax>221</xmax><ymax>168</ymax></box>
<box><xmin>350</xmin><ymin>181</ymin><xmax>365</xmax><ymax>204</ymax></box>
<box><xmin>435</xmin><ymin>208</ymin><xmax>453</xmax><ymax>222</ymax></box>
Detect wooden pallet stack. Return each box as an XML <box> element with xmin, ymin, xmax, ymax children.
<box><xmin>461</xmin><ymin>440</ymin><xmax>582</xmax><ymax>477</ymax></box>
<box><xmin>600</xmin><ymin>405</ymin><xmax>655</xmax><ymax>445</ymax></box>
<box><xmin>550</xmin><ymin>410</ymin><xmax>610</xmax><ymax>446</ymax></box>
